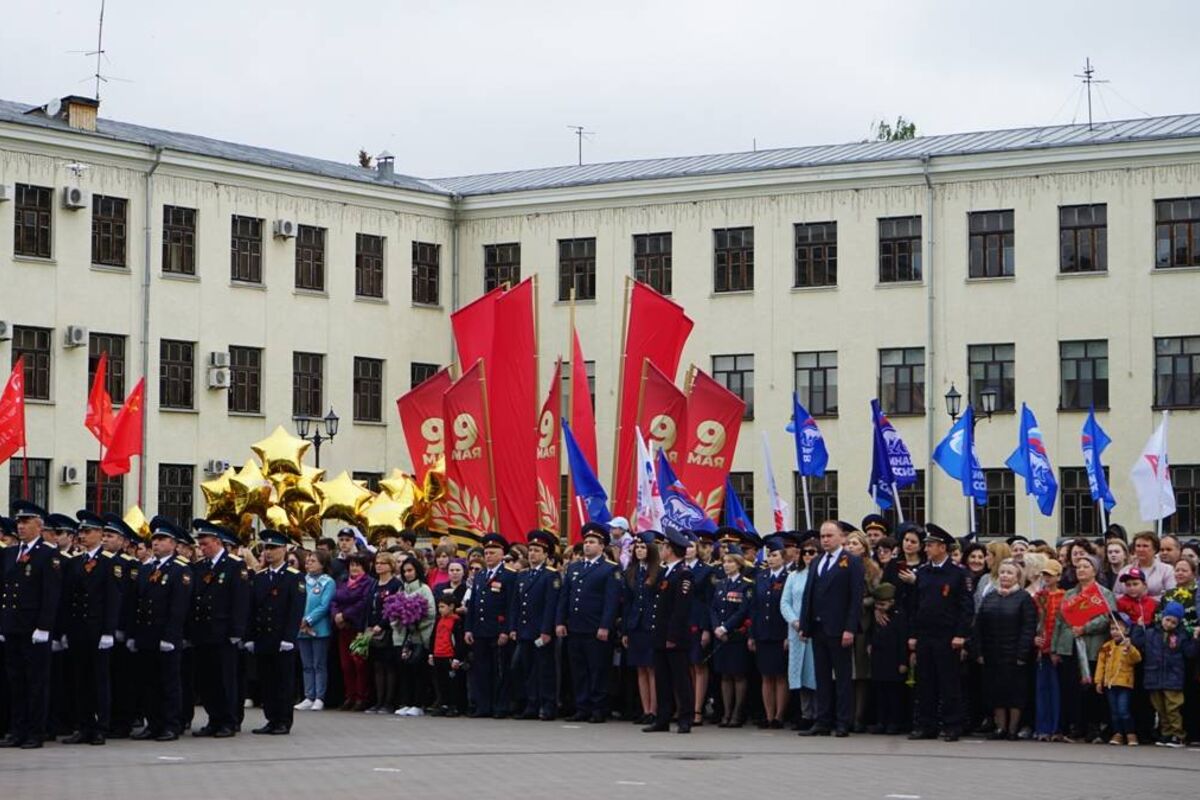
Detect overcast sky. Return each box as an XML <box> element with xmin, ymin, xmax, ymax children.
<box><xmin>4</xmin><ymin>0</ymin><xmax>1199</xmax><ymax>179</ymax></box>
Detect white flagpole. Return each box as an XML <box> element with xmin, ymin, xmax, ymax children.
<box><xmin>891</xmin><ymin>482</ymin><xmax>905</xmax><ymax>524</ymax></box>
<box><xmin>1157</xmin><ymin>411</ymin><xmax>1169</xmax><ymax>537</ymax></box>
<box><xmin>801</xmin><ymin>475</ymin><xmax>812</xmax><ymax>530</ymax></box>
<box><xmin>1028</xmin><ymin>494</ymin><xmax>1036</xmax><ymax>538</ymax></box>
<box><xmin>1097</xmin><ymin>499</ymin><xmax>1107</xmax><ymax>531</ymax></box>
<box><xmin>965</xmin><ymin>497</ymin><xmax>974</xmax><ymax>535</ymax></box>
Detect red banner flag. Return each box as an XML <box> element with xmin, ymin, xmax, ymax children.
<box><xmin>438</xmin><ymin>360</ymin><xmax>498</xmax><ymax>537</ymax></box>
<box><xmin>0</xmin><ymin>358</ymin><xmax>26</xmax><ymax>464</ymax></box>
<box><xmin>636</xmin><ymin>360</ymin><xmax>687</xmax><ymax>468</ymax></box>
<box><xmin>489</xmin><ymin>278</ymin><xmax>538</xmax><ymax>541</ymax></box>
<box><xmin>451</xmin><ymin>286</ymin><xmax>503</xmax><ymax>373</ymax></box>
<box><xmin>86</xmin><ymin>351</ymin><xmax>116</xmax><ymax>447</ymax></box>
<box><xmin>100</xmin><ymin>378</ymin><xmax>145</xmax><ymax>477</ymax></box>
<box><xmin>568</xmin><ymin>330</ymin><xmax>598</xmax><ymax>544</ymax></box>
<box><xmin>535</xmin><ymin>359</ymin><xmax>562</xmax><ymax>534</ymax></box>
<box><xmin>679</xmin><ymin>369</ymin><xmax>746</xmax><ymax>522</ymax></box>
<box><xmin>1060</xmin><ymin>582</ymin><xmax>1112</xmax><ymax>628</ymax></box>
<box><xmin>397</xmin><ymin>367</ymin><xmax>453</xmax><ymax>485</ymax></box>
<box><xmin>613</xmin><ymin>281</ymin><xmax>694</xmax><ymax>519</ymax></box>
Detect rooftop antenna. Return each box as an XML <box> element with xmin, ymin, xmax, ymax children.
<box><xmin>567</xmin><ymin>125</ymin><xmax>594</xmax><ymax>166</ymax></box>
<box><xmin>1074</xmin><ymin>57</ymin><xmax>1108</xmax><ymax>131</ymax></box>
<box><xmin>69</xmin><ymin>0</ymin><xmax>128</xmax><ymax>100</ymax></box>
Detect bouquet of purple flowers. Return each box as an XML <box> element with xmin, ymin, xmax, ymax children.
<box><xmin>384</xmin><ymin>591</ymin><xmax>428</xmax><ymax>627</ymax></box>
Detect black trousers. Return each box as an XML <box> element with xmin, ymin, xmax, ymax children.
<box><xmin>196</xmin><ymin>641</ymin><xmax>238</xmax><ymax>730</ymax></box>
<box><xmin>916</xmin><ymin>637</ymin><xmax>964</xmax><ymax>733</ymax></box>
<box><xmin>469</xmin><ymin>637</ymin><xmax>510</xmax><ymax>715</ymax></box>
<box><xmin>48</xmin><ymin>647</ymin><xmax>75</xmax><ymax>735</ymax></box>
<box><xmin>514</xmin><ymin>640</ymin><xmax>557</xmax><ymax>716</ymax></box>
<box><xmin>432</xmin><ymin>658</ymin><xmax>466</xmax><ymax>711</ymax></box>
<box><xmin>70</xmin><ymin>636</ymin><xmax>112</xmax><ymax>735</ymax></box>
<box><xmin>567</xmin><ymin>633</ymin><xmax>612</xmax><ymax>716</ymax></box>
<box><xmin>4</xmin><ymin>637</ymin><xmax>51</xmax><ymax>742</ymax></box>
<box><xmin>138</xmin><ymin>647</ymin><xmax>182</xmax><ymax>735</ymax></box>
<box><xmin>256</xmin><ymin>649</ymin><xmax>296</xmax><ymax>730</ymax></box>
<box><xmin>110</xmin><ymin>641</ymin><xmax>138</xmax><ymax>734</ymax></box>
<box><xmin>873</xmin><ymin>681</ymin><xmax>906</xmax><ymax>731</ymax></box>
<box><xmin>812</xmin><ymin>632</ymin><xmax>854</xmax><ymax>731</ymax></box>
<box><xmin>653</xmin><ymin>646</ymin><xmax>693</xmax><ymax>726</ymax></box>
<box><xmin>179</xmin><ymin>647</ymin><xmax>195</xmax><ymax>728</ymax></box>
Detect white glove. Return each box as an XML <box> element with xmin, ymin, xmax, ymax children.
<box><xmin>126</xmin><ymin>640</ymin><xmax>138</xmax><ymax>653</ymax></box>
<box><xmin>229</xmin><ymin>637</ymin><xmax>241</xmax><ymax>646</ymax></box>
<box><xmin>0</xmin><ymin>634</ymin><xmax>5</xmax><ymax>643</ymax></box>
<box><xmin>114</xmin><ymin>630</ymin><xmax>126</xmax><ymax>643</ymax></box>
<box><xmin>32</xmin><ymin>629</ymin><xmax>50</xmax><ymax>645</ymax></box>
<box><xmin>51</xmin><ymin>639</ymin><xmax>63</xmax><ymax>653</ymax></box>
<box><xmin>62</xmin><ymin>635</ymin><xmax>70</xmax><ymax>649</ymax></box>
<box><xmin>280</xmin><ymin>641</ymin><xmax>294</xmax><ymax>652</ymax></box>
<box><xmin>159</xmin><ymin>641</ymin><xmax>175</xmax><ymax>653</ymax></box>
<box><xmin>98</xmin><ymin>635</ymin><xmax>114</xmax><ymax>650</ymax></box>
<box><xmin>245</xmin><ymin>641</ymin><xmax>256</xmax><ymax>654</ymax></box>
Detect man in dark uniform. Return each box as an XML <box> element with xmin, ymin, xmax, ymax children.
<box><xmin>861</xmin><ymin>514</ymin><xmax>891</xmax><ymax>556</ymax></box>
<box><xmin>908</xmin><ymin>523</ymin><xmax>973</xmax><ymax>742</ymax></box>
<box><xmin>685</xmin><ymin>531</ymin><xmax>715</xmax><ymax>726</ymax></box>
<box><xmin>245</xmin><ymin>529</ymin><xmax>304</xmax><ymax>735</ymax></box>
<box><xmin>465</xmin><ymin>532</ymin><xmax>517</xmax><ymax>718</ymax></box>
<box><xmin>556</xmin><ymin>522</ymin><xmax>622</xmax><ymax>723</ymax></box>
<box><xmin>509</xmin><ymin>530</ymin><xmax>561</xmax><ymax>720</ymax></box>
<box><xmin>0</xmin><ymin>502</ymin><xmax>63</xmax><ymax>748</ymax></box>
<box><xmin>100</xmin><ymin>513</ymin><xmax>140</xmax><ymax>737</ymax></box>
<box><xmin>189</xmin><ymin>519</ymin><xmax>250</xmax><ymax>738</ymax></box>
<box><xmin>643</xmin><ymin>528</ymin><xmax>694</xmax><ymax>734</ymax></box>
<box><xmin>44</xmin><ymin>512</ymin><xmax>80</xmax><ymax>740</ymax></box>
<box><xmin>176</xmin><ymin>527</ymin><xmax>198</xmax><ymax>734</ymax></box>
<box><xmin>60</xmin><ymin>511</ymin><xmax>121</xmax><ymax>745</ymax></box>
<box><xmin>0</xmin><ymin>515</ymin><xmax>11</xmax><ymax>738</ymax></box>
<box><xmin>130</xmin><ymin>516</ymin><xmax>192</xmax><ymax>742</ymax></box>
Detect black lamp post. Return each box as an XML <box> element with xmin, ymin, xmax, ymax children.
<box><xmin>944</xmin><ymin>383</ymin><xmax>997</xmax><ymax>423</ymax></box>
<box><xmin>294</xmin><ymin>407</ymin><xmax>340</xmax><ymax>468</ymax></box>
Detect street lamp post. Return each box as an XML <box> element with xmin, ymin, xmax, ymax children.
<box><xmin>944</xmin><ymin>384</ymin><xmax>997</xmax><ymax>535</ymax></box>
<box><xmin>294</xmin><ymin>407</ymin><xmax>340</xmax><ymax>468</ymax></box>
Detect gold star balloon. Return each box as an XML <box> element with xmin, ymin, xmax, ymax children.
<box><xmin>251</xmin><ymin>425</ymin><xmax>310</xmax><ymax>476</ymax></box>
<box><xmin>360</xmin><ymin>492</ymin><xmax>407</xmax><ymax>544</ymax></box>
<box><xmin>314</xmin><ymin>470</ymin><xmax>373</xmax><ymax>523</ymax></box>
<box><xmin>379</xmin><ymin>468</ymin><xmax>420</xmax><ymax>505</ymax></box>
<box><xmin>230</xmin><ymin>459</ymin><xmax>273</xmax><ymax>517</ymax></box>
<box><xmin>201</xmin><ymin>467</ymin><xmax>236</xmax><ymax>519</ymax></box>
<box><xmin>271</xmin><ymin>463</ymin><xmax>324</xmax><ymax>506</ymax></box>
<box><xmin>123</xmin><ymin>505</ymin><xmax>150</xmax><ymax>541</ymax></box>
<box><xmin>264</xmin><ymin>505</ymin><xmax>291</xmax><ymax>535</ymax></box>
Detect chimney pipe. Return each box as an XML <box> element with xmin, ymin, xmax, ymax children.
<box><xmin>375</xmin><ymin>150</ymin><xmax>395</xmax><ymax>180</ymax></box>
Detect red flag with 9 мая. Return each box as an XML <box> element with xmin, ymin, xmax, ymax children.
<box><xmin>396</xmin><ymin>367</ymin><xmax>453</xmax><ymax>486</ymax></box>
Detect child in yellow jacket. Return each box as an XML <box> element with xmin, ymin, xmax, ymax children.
<box><xmin>1094</xmin><ymin>614</ymin><xmax>1142</xmax><ymax>745</ymax></box>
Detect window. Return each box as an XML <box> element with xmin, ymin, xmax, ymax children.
<box><xmin>1155</xmin><ymin>197</ymin><xmax>1200</xmax><ymax>269</ymax></box>
<box><xmin>794</xmin><ymin>351</ymin><xmax>838</xmax><ymax>417</ymax></box>
<box><xmin>878</xmin><ymin>216</ymin><xmax>922</xmax><ymax>282</ymax></box>
<box><xmin>159</xmin><ymin>339</ymin><xmax>195</xmax><ymax>410</ymax></box>
<box><xmin>12</xmin><ymin>326</ymin><xmax>52</xmax><ymax>401</ymax></box>
<box><xmin>712</xmin><ymin>354</ymin><xmax>754</xmax><ymax>418</ymax></box>
<box><xmin>878</xmin><ymin>347</ymin><xmax>925</xmax><ymax>415</ymax></box>
<box><xmin>976</xmin><ymin>469</ymin><xmax>1015</xmax><ymax>537</ymax></box>
<box><xmin>295</xmin><ymin>225</ymin><xmax>326</xmax><ymax>291</ymax></box>
<box><xmin>968</xmin><ymin>343</ymin><xmax>1016</xmax><ymax>413</ymax></box>
<box><xmin>557</xmin><ymin>237</ymin><xmax>596</xmax><ymax>301</ymax></box>
<box><xmin>162</xmin><ymin>205</ymin><xmax>197</xmax><ymax>275</ymax></box>
<box><xmin>14</xmin><ymin>183</ymin><xmax>52</xmax><ymax>258</ymax></box>
<box><xmin>794</xmin><ymin>221</ymin><xmax>837</xmax><ymax>287</ymax></box>
<box><xmin>1154</xmin><ymin>336</ymin><xmax>1200</xmax><ymax>408</ymax></box>
<box><xmin>293</xmin><ymin>352</ymin><xmax>324</xmax><ymax>418</ymax></box>
<box><xmin>88</xmin><ymin>333</ymin><xmax>126</xmax><ymax>401</ymax></box>
<box><xmin>968</xmin><ymin>210</ymin><xmax>1014</xmax><ymax>278</ymax></box>
<box><xmin>727</xmin><ymin>472</ymin><xmax>754</xmax><ymax>527</ymax></box>
<box><xmin>91</xmin><ymin>195</ymin><xmax>127</xmax><ymax>267</ymax></box>
<box><xmin>353</xmin><ymin>357</ymin><xmax>384</xmax><ymax>422</ymax></box>
<box><xmin>352</xmin><ymin>471</ymin><xmax>383</xmax><ymax>493</ymax></box>
<box><xmin>1060</xmin><ymin>340</ymin><xmax>1108</xmax><ymax>410</ymax></box>
<box><xmin>355</xmin><ymin>233</ymin><xmax>385</xmax><ymax>298</ymax></box>
<box><xmin>1166</xmin><ymin>465</ymin><xmax>1199</xmax><ymax>536</ymax></box>
<box><xmin>86</xmin><ymin>460</ymin><xmax>125</xmax><ymax>516</ymax></box>
<box><xmin>157</xmin><ymin>464</ymin><xmax>195</xmax><ymax>526</ymax></box>
<box><xmin>8</xmin><ymin>457</ymin><xmax>50</xmax><ymax>508</ymax></box>
<box><xmin>411</xmin><ymin>241</ymin><xmax>441</xmax><ymax>305</ymax></box>
<box><xmin>882</xmin><ymin>470</ymin><xmax>926</xmax><ymax>529</ymax></box>
<box><xmin>1059</xmin><ymin>204</ymin><xmax>1107</xmax><ymax>273</ymax></box>
<box><xmin>228</xmin><ymin>346</ymin><xmax>262</xmax><ymax>414</ymax></box>
<box><xmin>795</xmin><ymin>471</ymin><xmax>838</xmax><ymax>526</ymax></box>
<box><xmin>633</xmin><ymin>233</ymin><xmax>672</xmax><ymax>295</ymax></box>
<box><xmin>484</xmin><ymin>243</ymin><xmax>521</xmax><ymax>292</ymax></box>
<box><xmin>561</xmin><ymin>360</ymin><xmax>597</xmax><ymax>410</ymax></box>
<box><xmin>1059</xmin><ymin>466</ymin><xmax>1109</xmax><ymax>538</ymax></box>
<box><xmin>230</xmin><ymin>215</ymin><xmax>263</xmax><ymax>283</ymax></box>
<box><xmin>410</xmin><ymin>362</ymin><xmax>440</xmax><ymax>389</ymax></box>
<box><xmin>713</xmin><ymin>227</ymin><xmax>754</xmax><ymax>293</ymax></box>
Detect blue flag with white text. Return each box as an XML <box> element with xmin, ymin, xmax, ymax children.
<box><xmin>1005</xmin><ymin>403</ymin><xmax>1059</xmax><ymax>516</ymax></box>
<box><xmin>1081</xmin><ymin>407</ymin><xmax>1116</xmax><ymax>511</ymax></box>
<box><xmin>791</xmin><ymin>393</ymin><xmax>829</xmax><ymax>478</ymax></box>
<box><xmin>933</xmin><ymin>404</ymin><xmax>988</xmax><ymax>506</ymax></box>
<box><xmin>657</xmin><ymin>449</ymin><xmax>717</xmax><ymax>532</ymax></box>
<box><xmin>722</xmin><ymin>475</ymin><xmax>757</xmax><ymax>534</ymax></box>
<box><xmin>868</xmin><ymin>399</ymin><xmax>917</xmax><ymax>509</ymax></box>
<box><xmin>561</xmin><ymin>418</ymin><xmax>611</xmax><ymax>525</ymax></box>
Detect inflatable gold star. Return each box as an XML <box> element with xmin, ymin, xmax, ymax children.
<box><xmin>123</xmin><ymin>505</ymin><xmax>150</xmax><ymax>541</ymax></box>
<box><xmin>314</xmin><ymin>470</ymin><xmax>373</xmax><ymax>523</ymax></box>
<box><xmin>230</xmin><ymin>459</ymin><xmax>272</xmax><ymax>517</ymax></box>
<box><xmin>251</xmin><ymin>425</ymin><xmax>310</xmax><ymax>476</ymax></box>
<box><xmin>379</xmin><ymin>468</ymin><xmax>420</xmax><ymax>505</ymax></box>
<box><xmin>201</xmin><ymin>467</ymin><xmax>236</xmax><ymax>518</ymax></box>
<box><xmin>360</xmin><ymin>493</ymin><xmax>407</xmax><ymax>543</ymax></box>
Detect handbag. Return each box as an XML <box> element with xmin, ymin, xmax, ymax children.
<box><xmin>398</xmin><ymin>626</ymin><xmax>427</xmax><ymax>665</ymax></box>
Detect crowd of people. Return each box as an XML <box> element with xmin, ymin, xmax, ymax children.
<box><xmin>2</xmin><ymin>499</ymin><xmax>1198</xmax><ymax>750</ymax></box>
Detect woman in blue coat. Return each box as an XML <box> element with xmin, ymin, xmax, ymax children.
<box><xmin>621</xmin><ymin>533</ymin><xmax>660</xmax><ymax>724</ymax></box>
<box><xmin>780</xmin><ymin>533</ymin><xmax>819</xmax><ymax>728</ymax></box>
<box><xmin>751</xmin><ymin>537</ymin><xmax>791</xmax><ymax>728</ymax></box>
<box><xmin>711</xmin><ymin>551</ymin><xmax>754</xmax><ymax>726</ymax></box>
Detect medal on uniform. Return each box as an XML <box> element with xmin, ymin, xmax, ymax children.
<box><xmin>25</xmin><ymin>564</ymin><xmax>32</xmax><ymax>577</ymax></box>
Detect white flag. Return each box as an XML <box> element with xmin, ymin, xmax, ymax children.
<box><xmin>1129</xmin><ymin>411</ymin><xmax>1176</xmax><ymax>522</ymax></box>
<box><xmin>634</xmin><ymin>426</ymin><xmax>664</xmax><ymax>532</ymax></box>
<box><xmin>762</xmin><ymin>432</ymin><xmax>791</xmax><ymax>532</ymax></box>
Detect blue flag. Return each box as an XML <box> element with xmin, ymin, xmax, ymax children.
<box><xmin>722</xmin><ymin>474</ymin><xmax>757</xmax><ymax>534</ymax></box>
<box><xmin>561</xmin><ymin>418</ymin><xmax>611</xmax><ymax>525</ymax></box>
<box><xmin>933</xmin><ymin>404</ymin><xmax>988</xmax><ymax>506</ymax></box>
<box><xmin>868</xmin><ymin>399</ymin><xmax>917</xmax><ymax>508</ymax></box>
<box><xmin>791</xmin><ymin>393</ymin><xmax>829</xmax><ymax>478</ymax></box>
<box><xmin>1005</xmin><ymin>403</ymin><xmax>1059</xmax><ymax>517</ymax></box>
<box><xmin>1081</xmin><ymin>406</ymin><xmax>1116</xmax><ymax>511</ymax></box>
<box><xmin>656</xmin><ymin>449</ymin><xmax>717</xmax><ymax>533</ymax></box>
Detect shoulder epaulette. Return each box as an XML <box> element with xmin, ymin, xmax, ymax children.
<box><xmin>605</xmin><ymin>558</ymin><xmax>619</xmax><ymax>566</ymax></box>
<box><xmin>100</xmin><ymin>550</ymin><xmax>115</xmax><ymax>558</ymax></box>
<box><xmin>256</xmin><ymin>568</ymin><xmax>269</xmax><ymax>574</ymax></box>
<box><xmin>120</xmin><ymin>553</ymin><xmax>136</xmax><ymax>561</ymax></box>
<box><xmin>286</xmin><ymin>566</ymin><xmax>300</xmax><ymax>574</ymax></box>
<box><xmin>174</xmin><ymin>557</ymin><xmax>190</xmax><ymax>566</ymax></box>
<box><xmin>228</xmin><ymin>554</ymin><xmax>244</xmax><ymax>562</ymax></box>
<box><xmin>741</xmin><ymin>576</ymin><xmax>754</xmax><ymax>583</ymax></box>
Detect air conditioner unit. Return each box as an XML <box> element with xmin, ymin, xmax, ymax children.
<box><xmin>208</xmin><ymin>351</ymin><xmax>230</xmax><ymax>369</ymax></box>
<box><xmin>64</xmin><ymin>325</ymin><xmax>88</xmax><ymax>348</ymax></box>
<box><xmin>203</xmin><ymin>459</ymin><xmax>231</xmax><ymax>476</ymax></box>
<box><xmin>207</xmin><ymin>367</ymin><xmax>231</xmax><ymax>390</ymax></box>
<box><xmin>60</xmin><ymin>464</ymin><xmax>80</xmax><ymax>486</ymax></box>
<box><xmin>0</xmin><ymin>184</ymin><xmax>13</xmax><ymax>202</ymax></box>
<box><xmin>62</xmin><ymin>185</ymin><xmax>88</xmax><ymax>210</ymax></box>
<box><xmin>0</xmin><ymin>321</ymin><xmax>10</xmax><ymax>341</ymax></box>
<box><xmin>273</xmin><ymin>218</ymin><xmax>296</xmax><ymax>239</ymax></box>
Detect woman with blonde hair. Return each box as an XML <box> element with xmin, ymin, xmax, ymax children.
<box><xmin>1022</xmin><ymin>552</ymin><xmax>1048</xmax><ymax>594</ymax></box>
<box><xmin>845</xmin><ymin>530</ymin><xmax>880</xmax><ymax>732</ymax></box>
<box><xmin>975</xmin><ymin>541</ymin><xmax>1012</xmax><ymax>610</ymax></box>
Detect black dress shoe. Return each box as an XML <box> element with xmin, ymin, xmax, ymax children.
<box><xmin>0</xmin><ymin>735</ymin><xmax>21</xmax><ymax>748</ymax></box>
<box><xmin>908</xmin><ymin>730</ymin><xmax>937</xmax><ymax>740</ymax></box>
<box><xmin>468</xmin><ymin>710</ymin><xmax>490</xmax><ymax>719</ymax></box>
<box><xmin>492</xmin><ymin>712</ymin><xmax>509</xmax><ymax>720</ymax></box>
<box><xmin>589</xmin><ymin>713</ymin><xmax>607</xmax><ymax>724</ymax></box>
<box><xmin>677</xmin><ymin>724</ymin><xmax>691</xmax><ymax>734</ymax></box>
<box><xmin>568</xmin><ymin>712</ymin><xmax>589</xmax><ymax>722</ymax></box>
<box><xmin>251</xmin><ymin>724</ymin><xmax>274</xmax><ymax>735</ymax></box>
<box><xmin>519</xmin><ymin>710</ymin><xmax>539</xmax><ymax>720</ymax></box>
<box><xmin>800</xmin><ymin>726</ymin><xmax>831</xmax><ymax>736</ymax></box>
<box><xmin>834</xmin><ymin>729</ymin><xmax>849</xmax><ymax>738</ymax></box>
<box><xmin>61</xmin><ymin>732</ymin><xmax>88</xmax><ymax>745</ymax></box>
<box><xmin>769</xmin><ymin>720</ymin><xmax>784</xmax><ymax>730</ymax></box>
<box><xmin>213</xmin><ymin>728</ymin><xmax>236</xmax><ymax>738</ymax></box>
<box><xmin>642</xmin><ymin>723</ymin><xmax>670</xmax><ymax>732</ymax></box>
<box><xmin>20</xmin><ymin>739</ymin><xmax>42</xmax><ymax>749</ymax></box>
<box><xmin>131</xmin><ymin>728</ymin><xmax>158</xmax><ymax>741</ymax></box>
<box><xmin>154</xmin><ymin>732</ymin><xmax>179</xmax><ymax>742</ymax></box>
<box><xmin>88</xmin><ymin>735</ymin><xmax>106</xmax><ymax>746</ymax></box>
<box><xmin>192</xmin><ymin>726</ymin><xmax>215</xmax><ymax>738</ymax></box>
<box><xmin>268</xmin><ymin>725</ymin><xmax>290</xmax><ymax>735</ymax></box>
<box><xmin>108</xmin><ymin>730</ymin><xmax>130</xmax><ymax>740</ymax></box>
<box><xmin>942</xmin><ymin>731</ymin><xmax>960</xmax><ymax>742</ymax></box>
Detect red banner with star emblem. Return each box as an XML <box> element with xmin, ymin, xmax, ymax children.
<box><xmin>100</xmin><ymin>378</ymin><xmax>144</xmax><ymax>477</ymax></box>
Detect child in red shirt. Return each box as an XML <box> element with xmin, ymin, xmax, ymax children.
<box><xmin>1116</xmin><ymin>568</ymin><xmax>1156</xmax><ymax>628</ymax></box>
<box><xmin>429</xmin><ymin>596</ymin><xmax>467</xmax><ymax>716</ymax></box>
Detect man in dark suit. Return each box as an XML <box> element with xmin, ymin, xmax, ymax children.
<box><xmin>556</xmin><ymin>522</ymin><xmax>622</xmax><ymax>723</ymax></box>
<box><xmin>0</xmin><ymin>502</ymin><xmax>64</xmax><ymax>749</ymax></box>
<box><xmin>245</xmin><ymin>529</ymin><xmax>304</xmax><ymax>735</ymax></box>
<box><xmin>643</xmin><ymin>528</ymin><xmax>694</xmax><ymax>734</ymax></box>
<box><xmin>509</xmin><ymin>530</ymin><xmax>561</xmax><ymax>720</ymax></box>
<box><xmin>100</xmin><ymin>514</ymin><xmax>140</xmax><ymax>738</ymax></box>
<box><xmin>465</xmin><ymin>532</ymin><xmax>517</xmax><ymax>718</ymax></box>
<box><xmin>799</xmin><ymin>519</ymin><xmax>865</xmax><ymax>737</ymax></box>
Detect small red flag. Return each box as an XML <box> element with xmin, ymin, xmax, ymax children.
<box><xmin>1060</xmin><ymin>582</ymin><xmax>1111</xmax><ymax>628</ymax></box>
<box><xmin>100</xmin><ymin>378</ymin><xmax>145</xmax><ymax>477</ymax></box>
<box><xmin>0</xmin><ymin>358</ymin><xmax>27</xmax><ymax>464</ymax></box>
<box><xmin>86</xmin><ymin>351</ymin><xmax>116</xmax><ymax>446</ymax></box>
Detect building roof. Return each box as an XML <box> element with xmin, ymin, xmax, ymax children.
<box><xmin>3</xmin><ymin>96</ymin><xmax>1199</xmax><ymax>199</ymax></box>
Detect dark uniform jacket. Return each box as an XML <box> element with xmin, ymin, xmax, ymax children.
<box><xmin>0</xmin><ymin>538</ymin><xmax>64</xmax><ymax>636</ymax></box>
<box><xmin>189</xmin><ymin>551</ymin><xmax>251</xmax><ymax>644</ymax></box>
<box><xmin>249</xmin><ymin>566</ymin><xmax>305</xmax><ymax>650</ymax></box>
<box><xmin>752</xmin><ymin>567</ymin><xmax>791</xmax><ymax>641</ymax></box>
<box><xmin>711</xmin><ymin>574</ymin><xmax>755</xmax><ymax>635</ymax></box>
<box><xmin>686</xmin><ymin>560</ymin><xmax>715</xmax><ymax>636</ymax></box>
<box><xmin>911</xmin><ymin>560</ymin><xmax>974</xmax><ymax>641</ymax></box>
<box><xmin>465</xmin><ymin>565</ymin><xmax>517</xmax><ymax>638</ymax></box>
<box><xmin>652</xmin><ymin>561</ymin><xmax>693</xmax><ymax>648</ymax></box>
<box><xmin>133</xmin><ymin>556</ymin><xmax>193</xmax><ymax>648</ymax></box>
<box><xmin>511</xmin><ymin>565</ymin><xmax>560</xmax><ymax>641</ymax></box>
<box><xmin>868</xmin><ymin>606</ymin><xmax>909</xmax><ymax>682</ymax></box>
<box><xmin>114</xmin><ymin>552</ymin><xmax>140</xmax><ymax>637</ymax></box>
<box><xmin>556</xmin><ymin>556</ymin><xmax>622</xmax><ymax>635</ymax></box>
<box><xmin>65</xmin><ymin>548</ymin><xmax>121</xmax><ymax>641</ymax></box>
<box><xmin>621</xmin><ymin>564</ymin><xmax>659</xmax><ymax>635</ymax></box>
<box><xmin>800</xmin><ymin>549</ymin><xmax>866</xmax><ymax>638</ymax></box>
